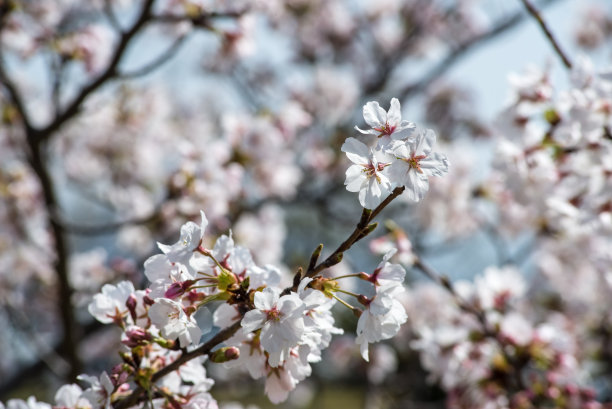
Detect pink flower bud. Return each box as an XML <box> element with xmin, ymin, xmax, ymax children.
<box><xmin>126</xmin><ymin>294</ymin><xmax>138</xmax><ymax>322</ymax></box>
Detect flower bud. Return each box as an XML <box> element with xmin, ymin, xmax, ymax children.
<box><xmin>122</xmin><ymin>327</ymin><xmax>152</xmax><ymax>348</ymax></box>
<box><xmin>218</xmin><ymin>270</ymin><xmax>238</xmax><ymax>291</ymax></box>
<box><xmin>209</xmin><ymin>346</ymin><xmax>240</xmax><ymax>363</ymax></box>
<box><xmin>126</xmin><ymin>294</ymin><xmax>138</xmax><ymax>322</ymax></box>
<box><xmin>357</xmin><ymin>294</ymin><xmax>371</xmax><ymax>306</ymax></box>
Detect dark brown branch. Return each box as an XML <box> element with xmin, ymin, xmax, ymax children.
<box><xmin>35</xmin><ymin>0</ymin><xmax>156</xmax><ymax>141</ymax></box>
<box><xmin>152</xmin><ymin>10</ymin><xmax>243</xmax><ymax>25</ymax></box>
<box><xmin>103</xmin><ymin>0</ymin><xmax>123</xmax><ymax>33</ymax></box>
<box><xmin>519</xmin><ymin>0</ymin><xmax>572</xmax><ymax>69</ymax></box>
<box><xmin>307</xmin><ymin>186</ymin><xmax>406</xmax><ymax>278</ymax></box>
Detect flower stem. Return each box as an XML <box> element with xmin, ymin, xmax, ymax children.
<box><xmin>331</xmin><ymin>294</ymin><xmax>357</xmax><ymax>311</ymax></box>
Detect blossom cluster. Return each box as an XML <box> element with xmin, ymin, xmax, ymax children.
<box><xmin>1</xmin><ymin>99</ymin><xmax>421</xmax><ymax>408</ymax></box>
<box><xmin>343</xmin><ymin>98</ymin><xmax>449</xmax><ymax>209</ymax></box>
<box><xmin>79</xmin><ymin>203</ymin><xmax>411</xmax><ymax>405</ymax></box>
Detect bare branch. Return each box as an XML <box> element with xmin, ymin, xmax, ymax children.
<box><xmin>519</xmin><ymin>0</ymin><xmax>573</xmax><ymax>69</ymax></box>
<box><xmin>55</xmin><ymin>213</ymin><xmax>159</xmax><ymax>235</ymax></box>
<box><xmin>36</xmin><ymin>0</ymin><xmax>157</xmax><ymax>141</ymax></box>
<box><xmin>395</xmin><ymin>0</ymin><xmax>563</xmax><ymax>99</ymax></box>
<box><xmin>103</xmin><ymin>0</ymin><xmax>123</xmax><ymax>33</ymax></box>
<box><xmin>118</xmin><ymin>34</ymin><xmax>189</xmax><ymax>79</ymax></box>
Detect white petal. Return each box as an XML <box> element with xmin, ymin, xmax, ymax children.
<box><xmin>341</xmin><ymin>137</ymin><xmax>369</xmax><ymax>165</ymax></box>
<box><xmin>420</xmin><ymin>152</ymin><xmax>449</xmax><ymax>177</ymax></box>
<box><xmin>241</xmin><ymin>310</ymin><xmax>266</xmax><ymax>333</ymax></box>
<box><xmin>355</xmin><ymin>126</ymin><xmax>378</xmax><ymax>135</ymax></box>
<box><xmin>362</xmin><ymin>101</ymin><xmax>387</xmax><ymax>128</ymax></box>
<box><xmin>345</xmin><ymin>165</ymin><xmax>366</xmax><ymax>192</ymax></box>
<box><xmin>387</xmin><ymin>98</ymin><xmax>402</xmax><ymax>127</ymax></box>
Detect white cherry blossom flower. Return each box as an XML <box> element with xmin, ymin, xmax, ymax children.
<box><xmin>387</xmin><ymin>127</ymin><xmax>449</xmax><ymax>202</ymax></box>
<box><xmin>88</xmin><ymin>281</ymin><xmax>135</xmax><ymax>324</ymax></box>
<box><xmin>342</xmin><ymin>137</ymin><xmax>393</xmax><ymax>209</ymax></box>
<box><xmin>4</xmin><ymin>397</ymin><xmax>51</xmax><ymax>409</ymax></box>
<box><xmin>78</xmin><ymin>372</ymin><xmax>114</xmax><ymax>409</ymax></box>
<box><xmin>365</xmin><ymin>249</ymin><xmax>406</xmax><ymax>286</ymax></box>
<box><xmin>355</xmin><ymin>98</ymin><xmax>416</xmax><ymax>146</ymax></box>
<box><xmin>54</xmin><ymin>384</ymin><xmax>87</xmax><ymax>409</ymax></box>
<box><xmin>356</xmin><ymin>285</ymin><xmax>407</xmax><ymax>361</ymax></box>
<box><xmin>241</xmin><ymin>287</ymin><xmax>305</xmax><ymax>367</ymax></box>
<box><xmin>148</xmin><ymin>298</ymin><xmax>204</xmax><ymax>348</ymax></box>
<box><xmin>157</xmin><ymin>210</ymin><xmax>208</xmax><ymax>268</ymax></box>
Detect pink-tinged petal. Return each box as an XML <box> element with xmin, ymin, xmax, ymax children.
<box><xmin>363</xmin><ymin>101</ymin><xmax>386</xmax><ymax>128</ymax></box>
<box><xmin>387</xmin><ymin>98</ymin><xmax>402</xmax><ymax>127</ymax></box>
<box><xmin>341</xmin><ymin>137</ymin><xmax>369</xmax><ymax>165</ymax></box>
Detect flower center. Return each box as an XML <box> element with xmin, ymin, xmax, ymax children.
<box><xmin>374</xmin><ymin>121</ymin><xmax>396</xmax><ymax>137</ymax></box>
<box><xmin>266</xmin><ymin>307</ymin><xmax>281</xmax><ymax>321</ymax></box>
<box><xmin>362</xmin><ymin>162</ymin><xmax>389</xmax><ymax>181</ymax></box>
<box><xmin>405</xmin><ymin>154</ymin><xmax>426</xmax><ymax>173</ymax></box>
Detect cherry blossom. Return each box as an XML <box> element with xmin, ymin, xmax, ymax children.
<box><xmin>387</xmin><ymin>127</ymin><xmax>450</xmax><ymax>202</ymax></box>
<box><xmin>148</xmin><ymin>298</ymin><xmax>205</xmax><ymax>348</ymax></box>
<box><xmin>241</xmin><ymin>288</ymin><xmax>306</xmax><ymax>367</ymax></box>
<box><xmin>341</xmin><ymin>137</ymin><xmax>393</xmax><ymax>209</ymax></box>
<box><xmin>355</xmin><ymin>98</ymin><xmax>416</xmax><ymax>145</ymax></box>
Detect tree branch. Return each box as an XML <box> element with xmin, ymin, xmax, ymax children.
<box><xmin>35</xmin><ymin>0</ymin><xmax>156</xmax><ymax>141</ymax></box>
<box><xmin>519</xmin><ymin>0</ymin><xmax>572</xmax><ymax>69</ymax></box>
<box><xmin>118</xmin><ymin>34</ymin><xmax>189</xmax><ymax>79</ymax></box>
<box><xmin>395</xmin><ymin>0</ymin><xmax>563</xmax><ymax>99</ymax></box>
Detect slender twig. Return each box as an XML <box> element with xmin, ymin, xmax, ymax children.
<box><xmin>519</xmin><ymin>0</ymin><xmax>572</xmax><ymax>69</ymax></box>
<box><xmin>413</xmin><ymin>258</ymin><xmax>526</xmax><ymax>390</ymax></box>
<box><xmin>103</xmin><ymin>0</ymin><xmax>123</xmax><ymax>33</ymax></box>
<box><xmin>54</xmin><ymin>211</ymin><xmax>159</xmax><ymax>235</ymax></box>
<box><xmin>307</xmin><ymin>187</ymin><xmax>405</xmax><ymax>279</ymax></box>
<box><xmin>118</xmin><ymin>34</ymin><xmax>189</xmax><ymax>79</ymax></box>
<box><xmin>36</xmin><ymin>0</ymin><xmax>156</xmax><ymax>141</ymax></box>
<box><xmin>152</xmin><ymin>11</ymin><xmax>243</xmax><ymax>25</ymax></box>
<box><xmin>395</xmin><ymin>0</ymin><xmax>563</xmax><ymax>100</ymax></box>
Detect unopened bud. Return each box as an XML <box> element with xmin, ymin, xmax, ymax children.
<box><xmin>328</xmin><ymin>252</ymin><xmax>343</xmax><ymax>267</ymax></box>
<box><xmin>154</xmin><ymin>337</ymin><xmax>176</xmax><ymax>349</ymax></box>
<box><xmin>358</xmin><ymin>272</ymin><xmax>370</xmax><ymax>281</ymax></box>
<box><xmin>164</xmin><ymin>282</ymin><xmax>184</xmax><ymax>299</ymax></box>
<box><xmin>122</xmin><ymin>327</ymin><xmax>152</xmax><ymax>348</ymax></box>
<box><xmin>126</xmin><ymin>294</ymin><xmax>138</xmax><ymax>322</ymax></box>
<box><xmin>218</xmin><ymin>270</ymin><xmax>238</xmax><ymax>291</ymax></box>
<box><xmin>209</xmin><ymin>346</ymin><xmax>240</xmax><ymax>363</ymax></box>
<box><xmin>357</xmin><ymin>294</ymin><xmax>371</xmax><ymax>306</ymax></box>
